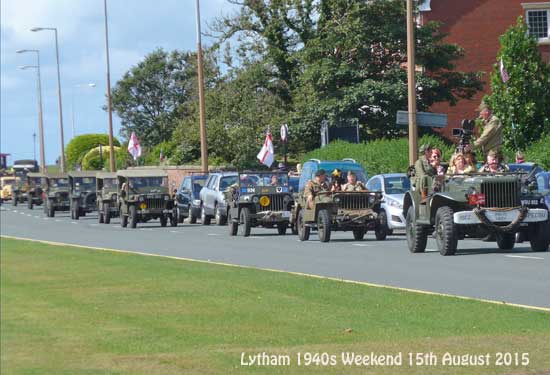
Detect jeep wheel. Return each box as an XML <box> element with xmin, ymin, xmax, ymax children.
<box><xmin>406</xmin><ymin>206</ymin><xmax>427</xmax><ymax>253</ymax></box>
<box><xmin>228</xmin><ymin>210</ymin><xmax>238</xmax><ymax>236</ymax></box>
<box><xmin>160</xmin><ymin>214</ymin><xmax>168</xmax><ymax>227</ymax></box>
<box><xmin>28</xmin><ymin>197</ymin><xmax>33</xmax><ymax>210</ymax></box>
<box><xmin>374</xmin><ymin>210</ymin><xmax>387</xmax><ymax>240</ymax></box>
<box><xmin>297</xmin><ymin>210</ymin><xmax>310</xmax><ymax>241</ymax></box>
<box><xmin>170</xmin><ymin>214</ymin><xmax>177</xmax><ymax>227</ymax></box>
<box><xmin>353</xmin><ymin>229</ymin><xmax>366</xmax><ymax>240</ymax></box>
<box><xmin>215</xmin><ymin>203</ymin><xmax>227</xmax><ymax>225</ymax></box>
<box><xmin>47</xmin><ymin>200</ymin><xmax>55</xmax><ymax>218</ymax></box>
<box><xmin>317</xmin><ymin>209</ymin><xmax>331</xmax><ymax>243</ymax></box>
<box><xmin>12</xmin><ymin>196</ymin><xmax>17</xmax><ymax>206</ymax></box>
<box><xmin>129</xmin><ymin>205</ymin><xmax>138</xmax><ymax>228</ymax></box>
<box><xmin>103</xmin><ymin>202</ymin><xmax>111</xmax><ymax>224</ymax></box>
<box><xmin>528</xmin><ymin>221</ymin><xmax>550</xmax><ymax>252</ymax></box>
<box><xmin>121</xmin><ymin>213</ymin><xmax>128</xmax><ymax>228</ymax></box>
<box><xmin>239</xmin><ymin>207</ymin><xmax>251</xmax><ymax>237</ymax></box>
<box><xmin>434</xmin><ymin>207</ymin><xmax>458</xmax><ymax>256</ymax></box>
<box><xmin>496</xmin><ymin>232</ymin><xmax>515</xmax><ymax>250</ymax></box>
<box><xmin>201</xmin><ymin>205</ymin><xmax>211</xmax><ymax>225</ymax></box>
<box><xmin>98</xmin><ymin>207</ymin><xmax>104</xmax><ymax>223</ymax></box>
<box><xmin>277</xmin><ymin>223</ymin><xmax>287</xmax><ymax>235</ymax></box>
<box><xmin>72</xmin><ymin>201</ymin><xmax>80</xmax><ymax>220</ymax></box>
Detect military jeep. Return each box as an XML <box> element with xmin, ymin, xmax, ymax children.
<box><xmin>43</xmin><ymin>173</ymin><xmax>70</xmax><ymax>217</ymax></box>
<box><xmin>226</xmin><ymin>172</ymin><xmax>294</xmax><ymax>237</ymax></box>
<box><xmin>24</xmin><ymin>172</ymin><xmax>44</xmax><ymax>209</ymax></box>
<box><xmin>96</xmin><ymin>171</ymin><xmax>119</xmax><ymax>224</ymax></box>
<box><xmin>117</xmin><ymin>169</ymin><xmax>176</xmax><ymax>228</ymax></box>
<box><xmin>404</xmin><ymin>169</ymin><xmax>549</xmax><ymax>256</ymax></box>
<box><xmin>68</xmin><ymin>171</ymin><xmax>97</xmax><ymax>220</ymax></box>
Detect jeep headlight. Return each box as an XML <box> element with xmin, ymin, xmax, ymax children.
<box><xmin>139</xmin><ymin>196</ymin><xmax>145</xmax><ymax>202</ymax></box>
<box><xmin>368</xmin><ymin>195</ymin><xmax>375</xmax><ymax>205</ymax></box>
<box><xmin>334</xmin><ymin>196</ymin><xmax>341</xmax><ymax>203</ymax></box>
<box><xmin>252</xmin><ymin>196</ymin><xmax>259</xmax><ymax>203</ymax></box>
<box><xmin>164</xmin><ymin>195</ymin><xmax>169</xmax><ymax>201</ymax></box>
<box><xmin>283</xmin><ymin>195</ymin><xmax>291</xmax><ymax>205</ymax></box>
<box><xmin>521</xmin><ymin>186</ymin><xmax>529</xmax><ymax>195</ymax></box>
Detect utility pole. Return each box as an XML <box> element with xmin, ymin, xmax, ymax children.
<box><xmin>33</xmin><ymin>133</ymin><xmax>37</xmax><ymax>161</ymax></box>
<box><xmin>103</xmin><ymin>0</ymin><xmax>116</xmax><ymax>172</ymax></box>
<box><xmin>195</xmin><ymin>0</ymin><xmax>208</xmax><ymax>173</ymax></box>
<box><xmin>406</xmin><ymin>0</ymin><xmax>418</xmax><ymax>165</ymax></box>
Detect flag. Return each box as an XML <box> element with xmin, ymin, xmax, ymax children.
<box><xmin>128</xmin><ymin>132</ymin><xmax>142</xmax><ymax>161</ymax></box>
<box><xmin>500</xmin><ymin>59</ymin><xmax>510</xmax><ymax>83</ymax></box>
<box><xmin>257</xmin><ymin>130</ymin><xmax>274</xmax><ymax>167</ymax></box>
<box><xmin>280</xmin><ymin>123</ymin><xmax>288</xmax><ymax>142</ymax></box>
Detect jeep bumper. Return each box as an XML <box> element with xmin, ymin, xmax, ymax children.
<box><xmin>454</xmin><ymin>208</ymin><xmax>548</xmax><ymax>225</ymax></box>
<box><xmin>253</xmin><ymin>210</ymin><xmax>291</xmax><ymax>222</ymax></box>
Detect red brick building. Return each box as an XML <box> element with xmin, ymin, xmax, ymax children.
<box><xmin>420</xmin><ymin>0</ymin><xmax>550</xmax><ymax>138</ymax></box>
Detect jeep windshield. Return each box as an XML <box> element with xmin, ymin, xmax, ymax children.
<box><xmin>29</xmin><ymin>177</ymin><xmax>41</xmax><ymax>187</ymax></box>
<box><xmin>2</xmin><ymin>178</ymin><xmax>16</xmax><ymax>187</ymax></box>
<box><xmin>73</xmin><ymin>177</ymin><xmax>95</xmax><ymax>191</ymax></box>
<box><xmin>384</xmin><ymin>176</ymin><xmax>410</xmax><ymax>194</ymax></box>
<box><xmin>239</xmin><ymin>173</ymin><xmax>288</xmax><ymax>187</ymax></box>
<box><xmin>128</xmin><ymin>177</ymin><xmax>167</xmax><ymax>194</ymax></box>
<box><xmin>102</xmin><ymin>178</ymin><xmax>118</xmax><ymax>189</ymax></box>
<box><xmin>50</xmin><ymin>178</ymin><xmax>68</xmax><ymax>188</ymax></box>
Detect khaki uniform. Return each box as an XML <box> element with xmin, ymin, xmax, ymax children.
<box><xmin>304</xmin><ymin>180</ymin><xmax>329</xmax><ymax>201</ymax></box>
<box><xmin>474</xmin><ymin>115</ymin><xmax>503</xmax><ymax>157</ymax></box>
<box><xmin>342</xmin><ymin>181</ymin><xmax>366</xmax><ymax>192</ymax></box>
<box><xmin>413</xmin><ymin>157</ymin><xmax>435</xmax><ymax>192</ymax></box>
<box><xmin>478</xmin><ymin>163</ymin><xmax>509</xmax><ymax>173</ymax></box>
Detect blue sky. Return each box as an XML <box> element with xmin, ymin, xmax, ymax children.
<box><xmin>1</xmin><ymin>0</ymin><xmax>235</xmax><ymax>165</ymax></box>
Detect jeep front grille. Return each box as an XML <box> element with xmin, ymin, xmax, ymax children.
<box><xmin>337</xmin><ymin>193</ymin><xmax>371</xmax><ymax>210</ymax></box>
<box><xmin>145</xmin><ymin>198</ymin><xmax>165</xmax><ymax>210</ymax></box>
<box><xmin>481</xmin><ymin>181</ymin><xmax>520</xmax><ymax>208</ymax></box>
<box><xmin>259</xmin><ymin>194</ymin><xmax>287</xmax><ymax>212</ymax></box>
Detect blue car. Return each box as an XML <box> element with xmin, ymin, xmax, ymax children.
<box><xmin>507</xmin><ymin>162</ymin><xmax>544</xmax><ymax>175</ymax></box>
<box><xmin>537</xmin><ymin>172</ymin><xmax>550</xmax><ymax>210</ymax></box>
<box><xmin>298</xmin><ymin>158</ymin><xmax>367</xmax><ymax>191</ymax></box>
<box><xmin>174</xmin><ymin>174</ymin><xmax>208</xmax><ymax>223</ymax></box>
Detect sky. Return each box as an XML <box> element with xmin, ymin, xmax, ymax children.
<box><xmin>1</xmin><ymin>0</ymin><xmax>236</xmax><ymax>165</ymax></box>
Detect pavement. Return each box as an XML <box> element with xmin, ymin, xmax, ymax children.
<box><xmin>1</xmin><ymin>202</ymin><xmax>549</xmax><ymax>309</ymax></box>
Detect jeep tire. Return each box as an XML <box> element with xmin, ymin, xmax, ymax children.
<box><xmin>353</xmin><ymin>228</ymin><xmax>366</xmax><ymax>240</ymax></box>
<box><xmin>277</xmin><ymin>223</ymin><xmax>287</xmax><ymax>235</ymax></box>
<box><xmin>239</xmin><ymin>207</ymin><xmax>251</xmax><ymax>237</ymax></box>
<box><xmin>374</xmin><ymin>210</ymin><xmax>387</xmax><ymax>240</ymax></box>
<box><xmin>201</xmin><ymin>205</ymin><xmax>211</xmax><ymax>225</ymax></box>
<box><xmin>129</xmin><ymin>205</ymin><xmax>137</xmax><ymax>228</ymax></box>
<box><xmin>103</xmin><ymin>202</ymin><xmax>111</xmax><ymax>224</ymax></box>
<box><xmin>160</xmin><ymin>214</ymin><xmax>168</xmax><ymax>227</ymax></box>
<box><xmin>297</xmin><ymin>209</ymin><xmax>310</xmax><ymax>241</ymax></box>
<box><xmin>406</xmin><ymin>206</ymin><xmax>427</xmax><ymax>253</ymax></box>
<box><xmin>496</xmin><ymin>232</ymin><xmax>515</xmax><ymax>250</ymax></box>
<box><xmin>528</xmin><ymin>221</ymin><xmax>550</xmax><ymax>252</ymax></box>
<box><xmin>435</xmin><ymin>206</ymin><xmax>458</xmax><ymax>256</ymax></box>
<box><xmin>228</xmin><ymin>210</ymin><xmax>238</xmax><ymax>236</ymax></box>
<box><xmin>317</xmin><ymin>209</ymin><xmax>331</xmax><ymax>243</ymax></box>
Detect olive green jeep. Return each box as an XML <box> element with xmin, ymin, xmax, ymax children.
<box><xmin>226</xmin><ymin>172</ymin><xmax>294</xmax><ymax>237</ymax></box>
<box><xmin>68</xmin><ymin>171</ymin><xmax>97</xmax><ymax>220</ymax></box>
<box><xmin>43</xmin><ymin>173</ymin><xmax>70</xmax><ymax>217</ymax></box>
<box><xmin>23</xmin><ymin>172</ymin><xmax>44</xmax><ymax>209</ymax></box>
<box><xmin>96</xmin><ymin>171</ymin><xmax>119</xmax><ymax>224</ymax></box>
<box><xmin>404</xmin><ymin>169</ymin><xmax>549</xmax><ymax>256</ymax></box>
<box><xmin>117</xmin><ymin>169</ymin><xmax>176</xmax><ymax>228</ymax></box>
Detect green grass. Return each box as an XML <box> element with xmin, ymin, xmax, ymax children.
<box><xmin>1</xmin><ymin>237</ymin><xmax>549</xmax><ymax>375</ymax></box>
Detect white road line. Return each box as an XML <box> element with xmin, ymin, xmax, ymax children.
<box><xmin>55</xmin><ymin>219</ymin><xmax>62</xmax><ymax>222</ymax></box>
<box><xmin>248</xmin><ymin>236</ymin><xmax>264</xmax><ymax>239</ymax></box>
<box><xmin>71</xmin><ymin>222</ymin><xmax>78</xmax><ymax>224</ymax></box>
<box><xmin>352</xmin><ymin>243</ymin><xmax>374</xmax><ymax>247</ymax></box>
<box><xmin>207</xmin><ymin>233</ymin><xmax>220</xmax><ymax>236</ymax></box>
<box><xmin>505</xmin><ymin>255</ymin><xmax>544</xmax><ymax>260</ymax></box>
<box><xmin>89</xmin><ymin>224</ymin><xmax>99</xmax><ymax>226</ymax></box>
<box><xmin>425</xmin><ymin>248</ymin><xmax>438</xmax><ymax>252</ymax></box>
<box><xmin>170</xmin><ymin>230</ymin><xmax>180</xmax><ymax>234</ymax></box>
<box><xmin>140</xmin><ymin>228</ymin><xmax>153</xmax><ymax>231</ymax></box>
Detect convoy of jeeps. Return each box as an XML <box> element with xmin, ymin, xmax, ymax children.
<box><xmin>3</xmin><ymin>158</ymin><xmax>549</xmax><ymax>255</ymax></box>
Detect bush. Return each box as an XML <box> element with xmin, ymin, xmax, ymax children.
<box><xmin>520</xmin><ymin>134</ymin><xmax>550</xmax><ymax>170</ymax></box>
<box><xmin>143</xmin><ymin>141</ymin><xmax>178</xmax><ymax>166</ymax></box>
<box><xmin>81</xmin><ymin>146</ymin><xmax>130</xmax><ymax>172</ymax></box>
<box><xmin>66</xmin><ymin>134</ymin><xmax>120</xmax><ymax>170</ymax></box>
<box><xmin>302</xmin><ymin>135</ymin><xmax>454</xmax><ymax>176</ymax></box>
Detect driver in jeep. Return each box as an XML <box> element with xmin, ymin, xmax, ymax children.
<box><xmin>342</xmin><ymin>171</ymin><xmax>366</xmax><ymax>192</ymax></box>
<box><xmin>305</xmin><ymin>169</ymin><xmax>329</xmax><ymax>209</ymax></box>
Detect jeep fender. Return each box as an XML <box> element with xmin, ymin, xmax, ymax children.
<box><xmin>314</xmin><ymin>203</ymin><xmax>335</xmax><ymax>221</ymax></box>
<box><xmin>429</xmin><ymin>193</ymin><xmax>464</xmax><ymax>224</ymax></box>
<box><xmin>403</xmin><ymin>192</ymin><xmax>415</xmax><ymax>218</ymax></box>
<box><xmin>233</xmin><ymin>203</ymin><xmax>255</xmax><ymax>219</ymax></box>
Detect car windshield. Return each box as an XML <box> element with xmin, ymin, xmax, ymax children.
<box><xmin>2</xmin><ymin>178</ymin><xmax>16</xmax><ymax>186</ymax></box>
<box><xmin>192</xmin><ymin>178</ymin><xmax>207</xmax><ymax>193</ymax></box>
<box><xmin>51</xmin><ymin>178</ymin><xmax>68</xmax><ymax>188</ymax></box>
<box><xmin>102</xmin><ymin>178</ymin><xmax>118</xmax><ymax>189</ymax></box>
<box><xmin>384</xmin><ymin>176</ymin><xmax>410</xmax><ymax>194</ymax></box>
<box><xmin>128</xmin><ymin>176</ymin><xmax>167</xmax><ymax>193</ymax></box>
<box><xmin>74</xmin><ymin>177</ymin><xmax>95</xmax><ymax>190</ymax></box>
<box><xmin>239</xmin><ymin>173</ymin><xmax>288</xmax><ymax>187</ymax></box>
<box><xmin>219</xmin><ymin>176</ymin><xmax>238</xmax><ymax>191</ymax></box>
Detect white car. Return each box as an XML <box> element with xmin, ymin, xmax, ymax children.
<box><xmin>366</xmin><ymin>173</ymin><xmax>410</xmax><ymax>234</ymax></box>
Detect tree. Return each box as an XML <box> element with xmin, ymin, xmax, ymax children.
<box><xmin>486</xmin><ymin>17</ymin><xmax>550</xmax><ymax>151</ymax></box>
<box><xmin>65</xmin><ymin>134</ymin><xmax>120</xmax><ymax>170</ymax></box>
<box><xmin>81</xmin><ymin>146</ymin><xmax>130</xmax><ymax>171</ymax></box>
<box><xmin>110</xmin><ymin>48</ymin><xmax>219</xmax><ymax>148</ymax></box>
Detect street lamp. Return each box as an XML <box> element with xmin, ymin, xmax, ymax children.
<box><xmin>30</xmin><ymin>27</ymin><xmax>66</xmax><ymax>172</ymax></box>
<box><xmin>16</xmin><ymin>49</ymin><xmax>46</xmax><ymax>173</ymax></box>
<box><xmin>71</xmin><ymin>83</ymin><xmax>96</xmax><ymax>138</ymax></box>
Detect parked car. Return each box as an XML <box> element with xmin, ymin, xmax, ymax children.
<box><xmin>366</xmin><ymin>173</ymin><xmax>410</xmax><ymax>235</ymax></box>
<box><xmin>199</xmin><ymin>171</ymin><xmax>238</xmax><ymax>225</ymax></box>
<box><xmin>174</xmin><ymin>173</ymin><xmax>208</xmax><ymax>223</ymax></box>
<box><xmin>507</xmin><ymin>162</ymin><xmax>544</xmax><ymax>175</ymax></box>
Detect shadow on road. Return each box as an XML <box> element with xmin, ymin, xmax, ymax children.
<box><xmin>455</xmin><ymin>246</ymin><xmax>537</xmax><ymax>256</ymax></box>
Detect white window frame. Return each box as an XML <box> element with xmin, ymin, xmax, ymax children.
<box><xmin>522</xmin><ymin>2</ymin><xmax>550</xmax><ymax>44</ymax></box>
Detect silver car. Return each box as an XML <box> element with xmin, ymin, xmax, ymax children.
<box><xmin>199</xmin><ymin>172</ymin><xmax>238</xmax><ymax>226</ymax></box>
<box><xmin>366</xmin><ymin>173</ymin><xmax>410</xmax><ymax>234</ymax></box>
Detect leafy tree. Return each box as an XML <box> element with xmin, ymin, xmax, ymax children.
<box><xmin>81</xmin><ymin>146</ymin><xmax>129</xmax><ymax>171</ymax></box>
<box><xmin>110</xmin><ymin>48</ymin><xmax>219</xmax><ymax>148</ymax></box>
<box><xmin>486</xmin><ymin>17</ymin><xmax>550</xmax><ymax>151</ymax></box>
<box><xmin>65</xmin><ymin>134</ymin><xmax>120</xmax><ymax>170</ymax></box>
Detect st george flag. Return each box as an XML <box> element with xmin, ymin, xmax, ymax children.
<box><xmin>257</xmin><ymin>130</ymin><xmax>274</xmax><ymax>167</ymax></box>
<box><xmin>500</xmin><ymin>58</ymin><xmax>510</xmax><ymax>83</ymax></box>
<box><xmin>128</xmin><ymin>132</ymin><xmax>142</xmax><ymax>161</ymax></box>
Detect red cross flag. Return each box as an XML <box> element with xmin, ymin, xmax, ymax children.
<box><xmin>257</xmin><ymin>130</ymin><xmax>274</xmax><ymax>167</ymax></box>
<box><xmin>128</xmin><ymin>132</ymin><xmax>142</xmax><ymax>161</ymax></box>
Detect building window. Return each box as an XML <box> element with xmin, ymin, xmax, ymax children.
<box><xmin>527</xmin><ymin>9</ymin><xmax>550</xmax><ymax>40</ymax></box>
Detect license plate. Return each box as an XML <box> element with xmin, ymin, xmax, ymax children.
<box><xmin>281</xmin><ymin>211</ymin><xmax>291</xmax><ymax>218</ymax></box>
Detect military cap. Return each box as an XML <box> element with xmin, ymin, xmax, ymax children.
<box><xmin>477</xmin><ymin>100</ymin><xmax>490</xmax><ymax>112</ymax></box>
<box><xmin>315</xmin><ymin>169</ymin><xmax>327</xmax><ymax>177</ymax></box>
<box><xmin>487</xmin><ymin>150</ymin><xmax>498</xmax><ymax>158</ymax></box>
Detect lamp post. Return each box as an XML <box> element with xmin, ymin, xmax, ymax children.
<box><xmin>71</xmin><ymin>83</ymin><xmax>96</xmax><ymax>138</ymax></box>
<box><xmin>33</xmin><ymin>133</ymin><xmax>37</xmax><ymax>161</ymax></box>
<box><xmin>102</xmin><ymin>0</ymin><xmax>116</xmax><ymax>172</ymax></box>
<box><xmin>406</xmin><ymin>0</ymin><xmax>418</xmax><ymax>165</ymax></box>
<box><xmin>30</xmin><ymin>27</ymin><xmax>66</xmax><ymax>172</ymax></box>
<box><xmin>16</xmin><ymin>49</ymin><xmax>46</xmax><ymax>173</ymax></box>
<box><xmin>195</xmin><ymin>0</ymin><xmax>208</xmax><ymax>173</ymax></box>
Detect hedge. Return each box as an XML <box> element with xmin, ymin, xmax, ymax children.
<box><xmin>81</xmin><ymin>145</ymin><xmax>130</xmax><ymax>172</ymax></box>
<box><xmin>66</xmin><ymin>134</ymin><xmax>120</xmax><ymax>170</ymax></box>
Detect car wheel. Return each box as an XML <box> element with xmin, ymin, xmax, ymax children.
<box><xmin>406</xmin><ymin>206</ymin><xmax>427</xmax><ymax>253</ymax></box>
<box><xmin>496</xmin><ymin>232</ymin><xmax>515</xmax><ymax>250</ymax></box>
<box><xmin>353</xmin><ymin>229</ymin><xmax>366</xmax><ymax>240</ymax></box>
<box><xmin>317</xmin><ymin>209</ymin><xmax>331</xmax><ymax>243</ymax></box>
<box><xmin>215</xmin><ymin>203</ymin><xmax>226</xmax><ymax>225</ymax></box>
<box><xmin>160</xmin><ymin>214</ymin><xmax>168</xmax><ymax>227</ymax></box>
<box><xmin>228</xmin><ymin>210</ymin><xmax>238</xmax><ymax>236</ymax></box>
<box><xmin>177</xmin><ymin>208</ymin><xmax>184</xmax><ymax>223</ymax></box>
<box><xmin>103</xmin><ymin>202</ymin><xmax>111</xmax><ymax>224</ymax></box>
<box><xmin>374</xmin><ymin>210</ymin><xmax>387</xmax><ymax>240</ymax></box>
<box><xmin>277</xmin><ymin>223</ymin><xmax>287</xmax><ymax>235</ymax></box>
<box><xmin>170</xmin><ymin>214</ymin><xmax>177</xmax><ymax>227</ymax></box>
<box><xmin>528</xmin><ymin>221</ymin><xmax>550</xmax><ymax>252</ymax></box>
<box><xmin>189</xmin><ymin>210</ymin><xmax>198</xmax><ymax>224</ymax></box>
<box><xmin>297</xmin><ymin>209</ymin><xmax>310</xmax><ymax>241</ymax></box>
<box><xmin>129</xmin><ymin>205</ymin><xmax>137</xmax><ymax>228</ymax></box>
<box><xmin>121</xmin><ymin>213</ymin><xmax>128</xmax><ymax>228</ymax></box>
<box><xmin>201</xmin><ymin>205</ymin><xmax>211</xmax><ymax>225</ymax></box>
<box><xmin>434</xmin><ymin>206</ymin><xmax>458</xmax><ymax>256</ymax></box>
<box><xmin>239</xmin><ymin>207</ymin><xmax>251</xmax><ymax>237</ymax></box>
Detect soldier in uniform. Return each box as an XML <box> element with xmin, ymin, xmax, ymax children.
<box><xmin>413</xmin><ymin>144</ymin><xmax>436</xmax><ymax>203</ymax></box>
<box><xmin>472</xmin><ymin>101</ymin><xmax>503</xmax><ymax>159</ymax></box>
<box><xmin>478</xmin><ymin>150</ymin><xmax>509</xmax><ymax>173</ymax></box>
<box><xmin>305</xmin><ymin>169</ymin><xmax>329</xmax><ymax>209</ymax></box>
<box><xmin>342</xmin><ymin>171</ymin><xmax>366</xmax><ymax>191</ymax></box>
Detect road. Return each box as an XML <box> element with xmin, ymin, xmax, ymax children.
<box><xmin>1</xmin><ymin>203</ymin><xmax>549</xmax><ymax>309</ymax></box>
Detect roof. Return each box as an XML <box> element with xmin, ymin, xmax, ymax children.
<box><xmin>27</xmin><ymin>172</ymin><xmax>44</xmax><ymax>178</ymax></box>
<box><xmin>44</xmin><ymin>173</ymin><xmax>68</xmax><ymax>179</ymax></box>
<box><xmin>208</xmin><ymin>171</ymin><xmax>238</xmax><ymax>177</ymax></box>
<box><xmin>96</xmin><ymin>171</ymin><xmax>117</xmax><ymax>179</ymax></box>
<box><xmin>68</xmin><ymin>170</ymin><xmax>98</xmax><ymax>177</ymax></box>
<box><xmin>373</xmin><ymin>173</ymin><xmax>408</xmax><ymax>179</ymax></box>
<box><xmin>117</xmin><ymin>169</ymin><xmax>168</xmax><ymax>178</ymax></box>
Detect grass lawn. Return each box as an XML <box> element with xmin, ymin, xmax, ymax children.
<box><xmin>1</xmin><ymin>237</ymin><xmax>549</xmax><ymax>375</ymax></box>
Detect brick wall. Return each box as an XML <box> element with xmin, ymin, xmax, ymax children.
<box><xmin>422</xmin><ymin>0</ymin><xmax>550</xmax><ymax>139</ymax></box>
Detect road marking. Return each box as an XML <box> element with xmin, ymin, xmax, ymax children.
<box><xmin>2</xmin><ymin>234</ymin><xmax>549</xmax><ymax>313</ymax></box>
<box><xmin>170</xmin><ymin>230</ymin><xmax>180</xmax><ymax>234</ymax></box>
<box><xmin>55</xmin><ymin>219</ymin><xmax>62</xmax><ymax>222</ymax></box>
<box><xmin>140</xmin><ymin>228</ymin><xmax>153</xmax><ymax>231</ymax></box>
<box><xmin>207</xmin><ymin>233</ymin><xmax>220</xmax><ymax>236</ymax></box>
<box><xmin>89</xmin><ymin>224</ymin><xmax>99</xmax><ymax>226</ymax></box>
<box><xmin>425</xmin><ymin>248</ymin><xmax>438</xmax><ymax>252</ymax></box>
<box><xmin>248</xmin><ymin>236</ymin><xmax>264</xmax><ymax>239</ymax></box>
<box><xmin>505</xmin><ymin>255</ymin><xmax>544</xmax><ymax>260</ymax></box>
<box><xmin>71</xmin><ymin>222</ymin><xmax>78</xmax><ymax>224</ymax></box>
<box><xmin>352</xmin><ymin>243</ymin><xmax>374</xmax><ymax>247</ymax></box>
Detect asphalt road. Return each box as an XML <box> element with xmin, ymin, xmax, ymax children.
<box><xmin>1</xmin><ymin>203</ymin><xmax>549</xmax><ymax>309</ymax></box>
